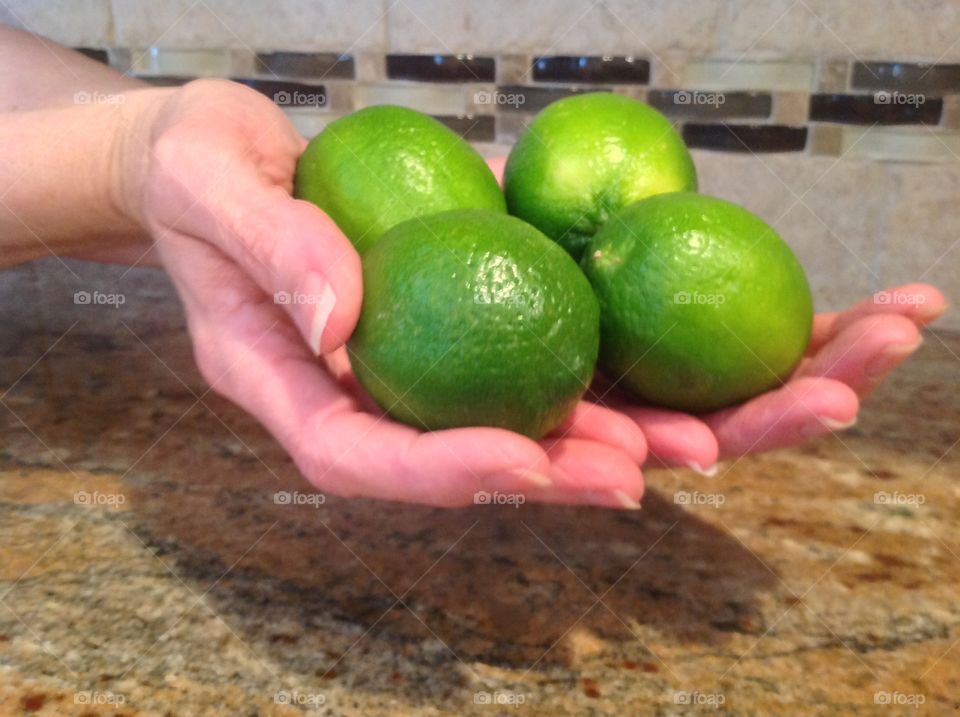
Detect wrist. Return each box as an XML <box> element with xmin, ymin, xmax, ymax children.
<box><xmin>109</xmin><ymin>87</ymin><xmax>177</xmax><ymax>234</ymax></box>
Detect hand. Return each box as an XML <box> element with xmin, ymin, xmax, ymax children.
<box><xmin>486</xmin><ymin>158</ymin><xmax>947</xmax><ymax>475</ymax></box>
<box><xmin>621</xmin><ymin>283</ymin><xmax>946</xmax><ymax>473</ymax></box>
<box><xmin>121</xmin><ymin>80</ymin><xmax>646</xmax><ymax>508</ymax></box>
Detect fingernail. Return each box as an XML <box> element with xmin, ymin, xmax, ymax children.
<box><xmin>299</xmin><ymin>272</ymin><xmax>336</xmax><ymax>355</ymax></box>
<box><xmin>865</xmin><ymin>339</ymin><xmax>922</xmax><ymax>378</ymax></box>
<box><xmin>801</xmin><ymin>415</ymin><xmax>856</xmax><ymax>438</ymax></box>
<box><xmin>918</xmin><ymin>303</ymin><xmax>947</xmax><ymax>322</ymax></box>
<box><xmin>686</xmin><ymin>461</ymin><xmax>718</xmax><ymax>477</ymax></box>
<box><xmin>485</xmin><ymin>469</ymin><xmax>553</xmax><ymax>491</ymax></box>
<box><xmin>822</xmin><ymin>416</ymin><xmax>857</xmax><ymax>431</ymax></box>
<box><xmin>581</xmin><ymin>490</ymin><xmax>642</xmax><ymax>510</ymax></box>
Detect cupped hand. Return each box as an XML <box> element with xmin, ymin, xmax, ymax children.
<box><xmin>122</xmin><ymin>80</ymin><xmax>646</xmax><ymax>508</ymax></box>
<box><xmin>623</xmin><ymin>283</ymin><xmax>946</xmax><ymax>473</ymax></box>
<box><xmin>487</xmin><ymin>157</ymin><xmax>947</xmax><ymax>475</ymax></box>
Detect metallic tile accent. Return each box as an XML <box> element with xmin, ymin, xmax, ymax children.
<box><xmin>647</xmin><ymin>90</ymin><xmax>771</xmax><ymax>120</ymax></box>
<box><xmin>137</xmin><ymin>75</ymin><xmax>193</xmax><ymax>87</ymax></box>
<box><xmin>817</xmin><ymin>59</ymin><xmax>850</xmax><ymax>92</ymax></box>
<box><xmin>684</xmin><ymin>60</ymin><xmax>815</xmax><ymax>92</ymax></box>
<box><xmin>852</xmin><ymin>62</ymin><xmax>960</xmax><ymax>93</ymax></box>
<box><xmin>233</xmin><ymin>79</ymin><xmax>327</xmax><ymax>109</ymax></box>
<box><xmin>74</xmin><ymin>47</ymin><xmax>109</xmax><ymax>64</ymax></box>
<box><xmin>497</xmin><ymin>54</ymin><xmax>530</xmax><ymax>84</ymax></box>
<box><xmin>256</xmin><ymin>52</ymin><xmax>354</xmax><ymax>80</ymax></box>
<box><xmin>496</xmin><ymin>114</ymin><xmax>530</xmax><ymax>144</ymax></box>
<box><xmin>683</xmin><ymin>124</ymin><xmax>808</xmax><ymax>153</ymax></box>
<box><xmin>432</xmin><ymin>115</ymin><xmax>496</xmax><ymax>142</ymax></box>
<box><xmin>284</xmin><ymin>110</ymin><xmax>340</xmax><ymax>139</ymax></box>
<box><xmin>839</xmin><ymin>126</ymin><xmax>960</xmax><ymax>162</ymax></box>
<box><xmin>354</xmin><ymin>83</ymin><xmax>466</xmax><ymax>115</ymax></box>
<box><xmin>386</xmin><ymin>54</ymin><xmax>495</xmax><ymax>82</ymax></box>
<box><xmin>494</xmin><ymin>85</ymin><xmax>594</xmax><ymax>113</ymax></box>
<box><xmin>531</xmin><ymin>56</ymin><xmax>649</xmax><ymax>84</ymax></box>
<box><xmin>809</xmin><ymin>93</ymin><xmax>942</xmax><ymax>125</ymax></box>
<box><xmin>132</xmin><ymin>47</ymin><xmax>251</xmax><ymax>77</ymax></box>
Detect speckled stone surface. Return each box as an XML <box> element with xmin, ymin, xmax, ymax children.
<box><xmin>0</xmin><ymin>258</ymin><xmax>958</xmax><ymax>717</ymax></box>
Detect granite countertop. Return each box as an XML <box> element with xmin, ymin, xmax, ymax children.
<box><xmin>0</xmin><ymin>259</ymin><xmax>958</xmax><ymax>716</ymax></box>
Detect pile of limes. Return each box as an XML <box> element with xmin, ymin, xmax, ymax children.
<box><xmin>294</xmin><ymin>94</ymin><xmax>812</xmax><ymax>438</ymax></box>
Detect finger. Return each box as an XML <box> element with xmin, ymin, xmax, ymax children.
<box><xmin>704</xmin><ymin>376</ymin><xmax>859</xmax><ymax>458</ymax></box>
<box><xmin>809</xmin><ymin>283</ymin><xmax>946</xmax><ymax>353</ymax></box>
<box><xmin>211</xmin><ymin>184</ymin><xmax>363</xmax><ymax>354</ymax></box>
<box><xmin>548</xmin><ymin>401</ymin><xmax>648</xmax><ymax>463</ymax></box>
<box><xmin>313</xmin><ymin>412</ymin><xmax>552</xmax><ymax>506</ymax></box>
<box><xmin>525</xmin><ymin>438</ymin><xmax>644</xmax><ymax>508</ymax></box>
<box><xmin>798</xmin><ymin>314</ymin><xmax>921</xmax><ymax>396</ymax></box>
<box><xmin>484</xmin><ymin>156</ymin><xmax>507</xmax><ymax>187</ymax></box>
<box><xmin>616</xmin><ymin>405</ymin><xmax>719</xmax><ymax>475</ymax></box>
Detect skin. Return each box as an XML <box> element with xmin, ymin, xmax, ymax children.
<box><xmin>0</xmin><ymin>26</ymin><xmax>947</xmax><ymax>510</ymax></box>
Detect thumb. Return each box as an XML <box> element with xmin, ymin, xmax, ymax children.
<box><xmin>211</xmin><ymin>185</ymin><xmax>363</xmax><ymax>354</ymax></box>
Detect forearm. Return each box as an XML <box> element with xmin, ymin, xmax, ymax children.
<box><xmin>0</xmin><ymin>88</ymin><xmax>172</xmax><ymax>267</ymax></box>
<box><xmin>0</xmin><ymin>24</ymin><xmax>170</xmax><ymax>266</ymax></box>
<box><xmin>0</xmin><ymin>24</ymin><xmax>144</xmax><ymax>112</ymax></box>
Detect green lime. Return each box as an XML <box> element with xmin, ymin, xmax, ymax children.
<box><xmin>294</xmin><ymin>105</ymin><xmax>505</xmax><ymax>253</ymax></box>
<box><xmin>348</xmin><ymin>209</ymin><xmax>599</xmax><ymax>438</ymax></box>
<box><xmin>581</xmin><ymin>192</ymin><xmax>813</xmax><ymax>413</ymax></box>
<box><xmin>504</xmin><ymin>92</ymin><xmax>697</xmax><ymax>261</ymax></box>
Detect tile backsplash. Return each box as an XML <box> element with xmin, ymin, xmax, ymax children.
<box><xmin>3</xmin><ymin>0</ymin><xmax>958</xmax><ymax>327</ymax></box>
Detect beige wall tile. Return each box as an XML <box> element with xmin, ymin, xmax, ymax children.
<box><xmin>0</xmin><ymin>0</ymin><xmax>112</xmax><ymax>46</ymax></box>
<box><xmin>876</xmin><ymin>164</ymin><xmax>960</xmax><ymax>332</ymax></box>
<box><xmin>111</xmin><ymin>0</ymin><xmax>386</xmax><ymax>52</ymax></box>
<box><xmin>695</xmin><ymin>152</ymin><xmax>886</xmax><ymax>312</ymax></box>
<box><xmin>386</xmin><ymin>0</ymin><xmax>723</xmax><ymax>55</ymax></box>
<box><xmin>772</xmin><ymin>91</ymin><xmax>810</xmax><ymax>125</ymax></box>
<box><xmin>716</xmin><ymin>0</ymin><xmax>960</xmax><ymax>63</ymax></box>
<box><xmin>809</xmin><ymin>124</ymin><xmax>843</xmax><ymax>156</ymax></box>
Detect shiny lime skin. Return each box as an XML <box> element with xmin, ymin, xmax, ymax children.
<box><xmin>348</xmin><ymin>209</ymin><xmax>599</xmax><ymax>438</ymax></box>
<box><xmin>504</xmin><ymin>92</ymin><xmax>697</xmax><ymax>261</ymax></box>
<box><xmin>582</xmin><ymin>193</ymin><xmax>813</xmax><ymax>413</ymax></box>
<box><xmin>294</xmin><ymin>105</ymin><xmax>506</xmax><ymax>254</ymax></box>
